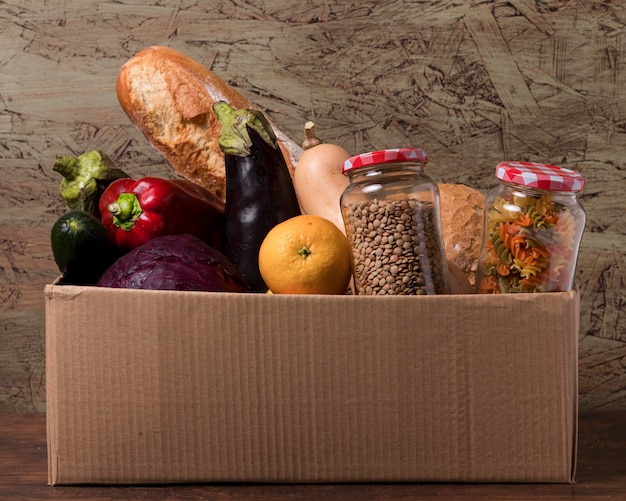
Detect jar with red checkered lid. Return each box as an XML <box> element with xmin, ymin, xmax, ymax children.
<box><xmin>476</xmin><ymin>161</ymin><xmax>586</xmax><ymax>294</ymax></box>
<box><xmin>340</xmin><ymin>148</ymin><xmax>449</xmax><ymax>295</ymax></box>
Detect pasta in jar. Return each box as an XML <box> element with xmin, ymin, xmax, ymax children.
<box><xmin>477</xmin><ymin>161</ymin><xmax>586</xmax><ymax>294</ymax></box>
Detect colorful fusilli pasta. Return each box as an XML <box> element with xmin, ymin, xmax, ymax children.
<box><xmin>478</xmin><ymin>194</ymin><xmax>579</xmax><ymax>294</ymax></box>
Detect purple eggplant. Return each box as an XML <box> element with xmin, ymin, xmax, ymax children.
<box><xmin>213</xmin><ymin>101</ymin><xmax>301</xmax><ymax>292</ymax></box>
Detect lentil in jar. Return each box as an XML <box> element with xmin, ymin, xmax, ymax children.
<box><xmin>340</xmin><ymin>149</ymin><xmax>449</xmax><ymax>295</ymax></box>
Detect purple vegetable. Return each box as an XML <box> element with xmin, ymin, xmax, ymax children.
<box><xmin>97</xmin><ymin>233</ymin><xmax>249</xmax><ymax>292</ymax></box>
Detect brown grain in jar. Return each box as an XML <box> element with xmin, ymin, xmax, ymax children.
<box><xmin>340</xmin><ymin>149</ymin><xmax>449</xmax><ymax>295</ymax></box>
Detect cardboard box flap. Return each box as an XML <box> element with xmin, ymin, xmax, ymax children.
<box><xmin>45</xmin><ymin>285</ymin><xmax>578</xmax><ymax>484</ymax></box>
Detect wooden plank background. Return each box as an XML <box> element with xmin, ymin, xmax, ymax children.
<box><xmin>0</xmin><ymin>0</ymin><xmax>624</xmax><ymax>413</ymax></box>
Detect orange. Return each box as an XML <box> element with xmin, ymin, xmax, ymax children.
<box><xmin>258</xmin><ymin>214</ymin><xmax>353</xmax><ymax>295</ymax></box>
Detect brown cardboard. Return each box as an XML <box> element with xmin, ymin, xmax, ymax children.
<box><xmin>45</xmin><ymin>284</ymin><xmax>579</xmax><ymax>485</ymax></box>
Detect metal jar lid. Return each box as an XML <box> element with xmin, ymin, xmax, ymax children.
<box><xmin>495</xmin><ymin>161</ymin><xmax>585</xmax><ymax>192</ymax></box>
<box><xmin>342</xmin><ymin>148</ymin><xmax>428</xmax><ymax>175</ymax></box>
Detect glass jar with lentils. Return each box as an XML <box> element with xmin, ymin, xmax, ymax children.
<box><xmin>340</xmin><ymin>148</ymin><xmax>449</xmax><ymax>295</ymax></box>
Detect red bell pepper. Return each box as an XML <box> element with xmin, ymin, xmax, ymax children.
<box><xmin>99</xmin><ymin>177</ymin><xmax>225</xmax><ymax>250</ymax></box>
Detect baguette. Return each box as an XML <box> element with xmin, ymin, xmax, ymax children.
<box><xmin>116</xmin><ymin>45</ymin><xmax>302</xmax><ymax>202</ymax></box>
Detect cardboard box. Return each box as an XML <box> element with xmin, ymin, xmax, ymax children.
<box><xmin>45</xmin><ymin>283</ymin><xmax>579</xmax><ymax>485</ymax></box>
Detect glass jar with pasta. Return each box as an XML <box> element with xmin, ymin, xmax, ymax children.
<box><xmin>476</xmin><ymin>161</ymin><xmax>586</xmax><ymax>294</ymax></box>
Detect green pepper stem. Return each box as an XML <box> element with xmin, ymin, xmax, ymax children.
<box><xmin>108</xmin><ymin>193</ymin><xmax>143</xmax><ymax>231</ymax></box>
<box><xmin>53</xmin><ymin>156</ymin><xmax>80</xmax><ymax>180</ymax></box>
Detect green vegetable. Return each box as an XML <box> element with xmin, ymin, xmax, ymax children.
<box><xmin>51</xmin><ymin>211</ymin><xmax>123</xmax><ymax>285</ymax></box>
<box><xmin>53</xmin><ymin>150</ymin><xmax>129</xmax><ymax>217</ymax></box>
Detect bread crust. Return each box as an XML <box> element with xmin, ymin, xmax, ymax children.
<box><xmin>116</xmin><ymin>46</ymin><xmax>300</xmax><ymax>202</ymax></box>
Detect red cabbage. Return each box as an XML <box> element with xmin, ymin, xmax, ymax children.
<box><xmin>97</xmin><ymin>233</ymin><xmax>249</xmax><ymax>292</ymax></box>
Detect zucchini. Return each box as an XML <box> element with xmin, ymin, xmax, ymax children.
<box><xmin>51</xmin><ymin>211</ymin><xmax>123</xmax><ymax>285</ymax></box>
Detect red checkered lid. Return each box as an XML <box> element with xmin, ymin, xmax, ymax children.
<box><xmin>342</xmin><ymin>148</ymin><xmax>428</xmax><ymax>175</ymax></box>
<box><xmin>495</xmin><ymin>161</ymin><xmax>585</xmax><ymax>192</ymax></box>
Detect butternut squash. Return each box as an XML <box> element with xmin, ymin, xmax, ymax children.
<box><xmin>294</xmin><ymin>122</ymin><xmax>351</xmax><ymax>234</ymax></box>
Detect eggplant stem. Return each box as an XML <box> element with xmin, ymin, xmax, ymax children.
<box><xmin>213</xmin><ymin>101</ymin><xmax>277</xmax><ymax>157</ymax></box>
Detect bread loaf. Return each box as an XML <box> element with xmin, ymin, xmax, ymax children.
<box><xmin>447</xmin><ymin>260</ymin><xmax>474</xmax><ymax>294</ymax></box>
<box><xmin>116</xmin><ymin>45</ymin><xmax>302</xmax><ymax>202</ymax></box>
<box><xmin>438</xmin><ymin>183</ymin><xmax>485</xmax><ymax>286</ymax></box>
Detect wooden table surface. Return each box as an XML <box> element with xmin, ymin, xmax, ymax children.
<box><xmin>1</xmin><ymin>411</ymin><xmax>624</xmax><ymax>500</ymax></box>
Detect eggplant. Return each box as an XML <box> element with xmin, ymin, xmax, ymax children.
<box><xmin>213</xmin><ymin>101</ymin><xmax>301</xmax><ymax>292</ymax></box>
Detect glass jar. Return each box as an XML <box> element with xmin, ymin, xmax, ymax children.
<box><xmin>340</xmin><ymin>148</ymin><xmax>449</xmax><ymax>295</ymax></box>
<box><xmin>476</xmin><ymin>161</ymin><xmax>586</xmax><ymax>294</ymax></box>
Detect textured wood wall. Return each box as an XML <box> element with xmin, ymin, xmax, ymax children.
<box><xmin>1</xmin><ymin>0</ymin><xmax>624</xmax><ymax>412</ymax></box>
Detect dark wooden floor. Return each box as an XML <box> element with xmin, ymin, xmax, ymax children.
<box><xmin>0</xmin><ymin>411</ymin><xmax>624</xmax><ymax>500</ymax></box>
